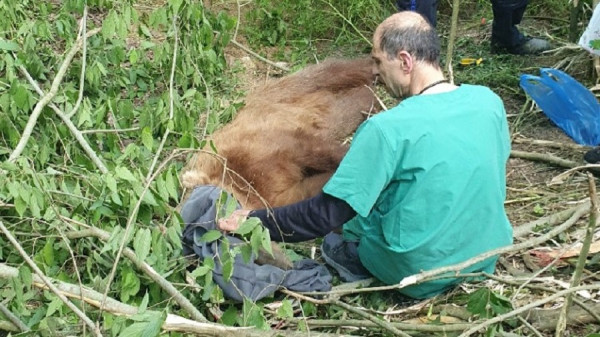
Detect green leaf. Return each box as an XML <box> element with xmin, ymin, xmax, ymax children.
<box><xmin>250</xmin><ymin>227</ymin><xmax>262</xmax><ymax>257</ymax></box>
<box><xmin>200</xmin><ymin>230</ymin><xmax>222</xmax><ymax>243</ymax></box>
<box><xmin>141</xmin><ymin>127</ymin><xmax>153</xmax><ymax>150</ymax></box>
<box><xmin>182</xmin><ymin>89</ymin><xmax>197</xmax><ymax>100</ymax></box>
<box><xmin>105</xmin><ymin>174</ymin><xmax>118</xmax><ymax>193</ymax></box>
<box><xmin>129</xmin><ymin>49</ymin><xmax>139</xmax><ymax>65</ymax></box>
<box><xmin>190</xmin><ymin>265</ymin><xmax>212</xmax><ymax>278</ymax></box>
<box><xmin>166</xmin><ymin>225</ymin><xmax>182</xmax><ymax>250</ymax></box>
<box><xmin>45</xmin><ymin>296</ymin><xmax>63</xmax><ymax>317</ymax></box>
<box><xmin>220</xmin><ymin>306</ymin><xmax>239</xmax><ymax>326</ymax></box>
<box><xmin>118</xmin><ymin>322</ymin><xmax>146</xmax><ymax>337</ymax></box>
<box><xmin>14</xmin><ymin>196</ymin><xmax>26</xmax><ymax>217</ymax></box>
<box><xmin>260</xmin><ymin>228</ymin><xmax>273</xmax><ymax>256</ymax></box>
<box><xmin>12</xmin><ymin>84</ymin><xmax>30</xmax><ymax>110</ymax></box>
<box><xmin>467</xmin><ymin>288</ymin><xmax>491</xmax><ymax>318</ymax></box>
<box><xmin>120</xmin><ymin>266</ymin><xmax>141</xmax><ymax>302</ymax></box>
<box><xmin>276</xmin><ymin>299</ymin><xmax>294</xmax><ymax>318</ymax></box>
<box><xmin>133</xmin><ymin>228</ymin><xmax>152</xmax><ymax>262</ymax></box>
<box><xmin>140</xmin><ymin>25</ymin><xmax>153</xmax><ymax>38</ymax></box>
<box><xmin>0</xmin><ymin>39</ymin><xmax>19</xmax><ymax>51</ymax></box>
<box><xmin>138</xmin><ymin>292</ymin><xmax>149</xmax><ymax>314</ymax></box>
<box><xmin>42</xmin><ymin>238</ymin><xmax>55</xmax><ymax>266</ymax></box>
<box><xmin>165</xmin><ymin>170</ymin><xmax>178</xmax><ymax>200</ymax></box>
<box><xmin>240</xmin><ymin>243</ymin><xmax>253</xmax><ymax>264</ymax></box>
<box><xmin>234</xmin><ymin>217</ymin><xmax>261</xmax><ymax>236</ymax></box>
<box><xmin>222</xmin><ymin>258</ymin><xmax>233</xmax><ymax>282</ymax></box>
<box><xmin>19</xmin><ymin>266</ymin><xmax>32</xmax><ymax>289</ymax></box>
<box><xmin>141</xmin><ymin>311</ymin><xmax>165</xmax><ymax>336</ymax></box>
<box><xmin>115</xmin><ymin>166</ymin><xmax>137</xmax><ymax>182</ymax></box>
<box><xmin>102</xmin><ymin>11</ymin><xmax>117</xmax><ymax>39</ymax></box>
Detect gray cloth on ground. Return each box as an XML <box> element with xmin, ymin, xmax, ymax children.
<box><xmin>180</xmin><ymin>185</ymin><xmax>332</xmax><ymax>302</ymax></box>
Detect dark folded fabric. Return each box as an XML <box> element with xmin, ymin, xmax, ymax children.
<box><xmin>180</xmin><ymin>185</ymin><xmax>332</xmax><ymax>302</ymax></box>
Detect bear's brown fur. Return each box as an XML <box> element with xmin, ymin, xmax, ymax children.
<box><xmin>182</xmin><ymin>58</ymin><xmax>381</xmax><ymax>211</ymax></box>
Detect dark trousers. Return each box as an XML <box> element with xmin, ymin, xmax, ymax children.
<box><xmin>395</xmin><ymin>0</ymin><xmax>530</xmax><ymax>48</ymax></box>
<box><xmin>395</xmin><ymin>0</ymin><xmax>439</xmax><ymax>26</ymax></box>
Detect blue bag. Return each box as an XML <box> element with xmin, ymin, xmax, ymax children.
<box><xmin>519</xmin><ymin>68</ymin><xmax>600</xmax><ymax>146</ymax></box>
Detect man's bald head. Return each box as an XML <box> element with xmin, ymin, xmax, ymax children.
<box><xmin>373</xmin><ymin>11</ymin><xmax>441</xmax><ymax>66</ymax></box>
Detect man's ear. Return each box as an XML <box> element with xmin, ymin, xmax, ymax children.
<box><xmin>397</xmin><ymin>50</ymin><xmax>413</xmax><ymax>73</ymax></box>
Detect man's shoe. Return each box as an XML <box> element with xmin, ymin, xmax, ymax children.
<box><xmin>320</xmin><ymin>233</ymin><xmax>371</xmax><ymax>282</ymax></box>
<box><xmin>491</xmin><ymin>37</ymin><xmax>552</xmax><ymax>55</ymax></box>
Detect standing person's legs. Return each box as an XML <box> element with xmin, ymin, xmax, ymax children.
<box><xmin>490</xmin><ymin>0</ymin><xmax>551</xmax><ymax>54</ymax></box>
<box><xmin>395</xmin><ymin>0</ymin><xmax>439</xmax><ymax>27</ymax></box>
<box><xmin>491</xmin><ymin>0</ymin><xmax>527</xmax><ymax>50</ymax></box>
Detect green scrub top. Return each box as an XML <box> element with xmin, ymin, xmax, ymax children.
<box><xmin>323</xmin><ymin>84</ymin><xmax>513</xmax><ymax>298</ymax></box>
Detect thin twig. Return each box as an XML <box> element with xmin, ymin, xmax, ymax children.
<box><xmin>555</xmin><ymin>173</ymin><xmax>599</xmax><ymax>336</ymax></box>
<box><xmin>147</xmin><ymin>15</ymin><xmax>178</xmax><ymax>182</ymax></box>
<box><xmin>319</xmin><ymin>0</ymin><xmax>371</xmax><ymax>46</ymax></box>
<box><xmin>100</xmin><ymin>150</ymin><xmax>207</xmax><ymax>322</ymax></box>
<box><xmin>282</xmin><ymin>289</ymin><xmax>412</xmax><ymax>336</ymax></box>
<box><xmin>284</xmin><ymin>317</ymin><xmax>473</xmax><ymax>333</ymax></box>
<box><xmin>66</xmin><ymin>5</ymin><xmax>88</xmax><ymax>119</ymax></box>
<box><xmin>0</xmin><ymin>263</ymin><xmax>341</xmax><ymax>337</ymax></box>
<box><xmin>230</xmin><ymin>39</ymin><xmax>290</xmax><ymax>72</ymax></box>
<box><xmin>0</xmin><ymin>302</ymin><xmax>29</xmax><ymax>332</ymax></box>
<box><xmin>16</xmin><ymin>39</ymin><xmax>108</xmax><ymax>174</ymax></box>
<box><xmin>0</xmin><ymin>221</ymin><xmax>102</xmax><ymax>336</ymax></box>
<box><xmin>458</xmin><ymin>284</ymin><xmax>600</xmax><ymax>337</ymax></box>
<box><xmin>65</xmin><ymin>225</ymin><xmax>207</xmax><ymax>323</ymax></box>
<box><xmin>331</xmin><ymin>299</ymin><xmax>413</xmax><ymax>337</ymax></box>
<box><xmin>445</xmin><ymin>0</ymin><xmax>460</xmax><ymax>83</ymax></box>
<box><xmin>510</xmin><ymin>150</ymin><xmax>579</xmax><ymax>169</ymax></box>
<box><xmin>8</xmin><ymin>27</ymin><xmax>101</xmax><ymax>162</ymax></box>
<box><xmin>80</xmin><ymin>127</ymin><xmax>140</xmax><ymax>134</ymax></box>
<box><xmin>517</xmin><ymin>316</ymin><xmax>545</xmax><ymax>337</ymax></box>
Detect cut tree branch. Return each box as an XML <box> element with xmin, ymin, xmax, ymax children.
<box><xmin>555</xmin><ymin>173</ymin><xmax>599</xmax><ymax>336</ymax></box>
<box><xmin>0</xmin><ymin>263</ymin><xmax>344</xmax><ymax>337</ymax></box>
<box><xmin>0</xmin><ymin>221</ymin><xmax>102</xmax><ymax>337</ymax></box>
<box><xmin>8</xmin><ymin>27</ymin><xmax>101</xmax><ymax>163</ymax></box>
<box><xmin>64</xmin><ymin>225</ymin><xmax>207</xmax><ymax>323</ymax></box>
<box><xmin>16</xmin><ymin>40</ymin><xmax>108</xmax><ymax>174</ymax></box>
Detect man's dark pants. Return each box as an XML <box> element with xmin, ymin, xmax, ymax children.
<box><xmin>395</xmin><ymin>0</ymin><xmax>530</xmax><ymax>50</ymax></box>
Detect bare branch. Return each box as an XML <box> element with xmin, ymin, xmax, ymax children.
<box><xmin>0</xmin><ymin>221</ymin><xmax>102</xmax><ymax>336</ymax></box>
<box><xmin>555</xmin><ymin>173</ymin><xmax>599</xmax><ymax>336</ymax></box>
<box><xmin>66</xmin><ymin>5</ymin><xmax>88</xmax><ymax>119</ymax></box>
<box><xmin>8</xmin><ymin>27</ymin><xmax>101</xmax><ymax>162</ymax></box>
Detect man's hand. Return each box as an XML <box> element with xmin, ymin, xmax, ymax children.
<box><xmin>217</xmin><ymin>209</ymin><xmax>251</xmax><ymax>232</ymax></box>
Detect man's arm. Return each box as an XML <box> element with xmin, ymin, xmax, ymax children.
<box><xmin>247</xmin><ymin>192</ymin><xmax>356</xmax><ymax>242</ymax></box>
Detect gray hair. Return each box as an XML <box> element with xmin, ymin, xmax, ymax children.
<box><xmin>378</xmin><ymin>15</ymin><xmax>441</xmax><ymax>65</ymax></box>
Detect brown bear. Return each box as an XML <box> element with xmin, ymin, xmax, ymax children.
<box><xmin>182</xmin><ymin>58</ymin><xmax>381</xmax><ymax>211</ymax></box>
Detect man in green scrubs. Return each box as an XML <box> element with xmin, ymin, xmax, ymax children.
<box><xmin>219</xmin><ymin>11</ymin><xmax>513</xmax><ymax>298</ymax></box>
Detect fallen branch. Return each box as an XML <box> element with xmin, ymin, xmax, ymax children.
<box><xmin>66</xmin><ymin>5</ymin><xmax>88</xmax><ymax>119</ymax></box>
<box><xmin>284</xmin><ymin>317</ymin><xmax>473</xmax><ymax>333</ymax></box>
<box><xmin>0</xmin><ymin>263</ymin><xmax>343</xmax><ymax>337</ymax></box>
<box><xmin>64</xmin><ymin>225</ymin><xmax>207</xmax><ymax>323</ymax></box>
<box><xmin>510</xmin><ymin>150</ymin><xmax>579</xmax><ymax>169</ymax></box>
<box><xmin>555</xmin><ymin>173</ymin><xmax>599</xmax><ymax>336</ymax></box>
<box><xmin>513</xmin><ymin>199</ymin><xmax>590</xmax><ymax>238</ymax></box>
<box><xmin>457</xmin><ymin>284</ymin><xmax>600</xmax><ymax>337</ymax></box>
<box><xmin>512</xmin><ymin>136</ymin><xmax>590</xmax><ymax>151</ymax></box>
<box><xmin>8</xmin><ymin>27</ymin><xmax>101</xmax><ymax>162</ymax></box>
<box><xmin>445</xmin><ymin>0</ymin><xmax>460</xmax><ymax>83</ymax></box>
<box><xmin>16</xmin><ymin>47</ymin><xmax>109</xmax><ymax>174</ymax></box>
<box><xmin>0</xmin><ymin>302</ymin><xmax>29</xmax><ymax>332</ymax></box>
<box><xmin>331</xmin><ymin>298</ymin><xmax>412</xmax><ymax>337</ymax></box>
<box><xmin>303</xmin><ymin>201</ymin><xmax>589</xmax><ymax>297</ymax></box>
<box><xmin>230</xmin><ymin>40</ymin><xmax>290</xmax><ymax>72</ymax></box>
<box><xmin>0</xmin><ymin>222</ymin><xmax>102</xmax><ymax>336</ymax></box>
